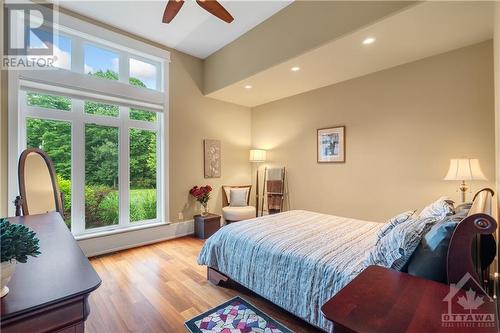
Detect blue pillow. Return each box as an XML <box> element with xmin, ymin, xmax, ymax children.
<box><xmin>406</xmin><ymin>217</ymin><xmax>460</xmax><ymax>283</ymax></box>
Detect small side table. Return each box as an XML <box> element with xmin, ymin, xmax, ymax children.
<box><xmin>194</xmin><ymin>213</ymin><xmax>221</xmax><ymax>239</ymax></box>
<box><xmin>321</xmin><ymin>265</ymin><xmax>498</xmax><ymax>333</ymax></box>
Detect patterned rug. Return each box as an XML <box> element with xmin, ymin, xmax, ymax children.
<box><xmin>185</xmin><ymin>296</ymin><xmax>294</xmax><ymax>333</ymax></box>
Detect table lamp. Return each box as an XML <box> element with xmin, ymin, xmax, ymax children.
<box><xmin>444</xmin><ymin>158</ymin><xmax>486</xmax><ymax>202</ymax></box>
<box><xmin>249</xmin><ymin>149</ymin><xmax>266</xmax><ymax>215</ymax></box>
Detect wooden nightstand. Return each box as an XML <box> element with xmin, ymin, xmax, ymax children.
<box><xmin>321</xmin><ymin>265</ymin><xmax>498</xmax><ymax>333</ymax></box>
<box><xmin>194</xmin><ymin>213</ymin><xmax>221</xmax><ymax>239</ymax></box>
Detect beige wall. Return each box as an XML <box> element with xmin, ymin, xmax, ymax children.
<box><xmin>495</xmin><ymin>3</ymin><xmax>500</xmax><ymax>206</ymax></box>
<box><xmin>203</xmin><ymin>1</ymin><xmax>414</xmax><ymax>94</ymax></box>
<box><xmin>493</xmin><ymin>2</ymin><xmax>500</xmax><ymax>274</ymax></box>
<box><xmin>169</xmin><ymin>50</ymin><xmax>251</xmax><ymax>221</ymax></box>
<box><xmin>0</xmin><ymin>10</ymin><xmax>252</xmax><ymax>221</ymax></box>
<box><xmin>0</xmin><ymin>70</ymin><xmax>6</xmax><ymax>217</ymax></box>
<box><xmin>252</xmin><ymin>41</ymin><xmax>495</xmax><ymax>222</ymax></box>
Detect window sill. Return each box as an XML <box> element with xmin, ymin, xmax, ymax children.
<box><xmin>74</xmin><ymin>221</ymin><xmax>170</xmax><ymax>241</ymax></box>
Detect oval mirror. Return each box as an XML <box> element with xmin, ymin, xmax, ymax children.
<box><xmin>18</xmin><ymin>148</ymin><xmax>63</xmax><ymax>216</ymax></box>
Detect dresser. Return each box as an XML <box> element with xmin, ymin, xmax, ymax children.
<box><xmin>0</xmin><ymin>212</ymin><xmax>101</xmax><ymax>333</ymax></box>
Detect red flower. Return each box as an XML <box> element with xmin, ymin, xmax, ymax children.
<box><xmin>189</xmin><ymin>185</ymin><xmax>212</xmax><ymax>204</ymax></box>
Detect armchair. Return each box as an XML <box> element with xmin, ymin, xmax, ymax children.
<box><xmin>221</xmin><ymin>185</ymin><xmax>256</xmax><ymax>223</ymax></box>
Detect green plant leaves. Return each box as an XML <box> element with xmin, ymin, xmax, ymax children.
<box><xmin>0</xmin><ymin>218</ymin><xmax>41</xmax><ymax>263</ymax></box>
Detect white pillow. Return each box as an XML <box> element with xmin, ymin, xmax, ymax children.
<box><xmin>376</xmin><ymin>210</ymin><xmax>416</xmax><ymax>242</ymax></box>
<box><xmin>419</xmin><ymin>197</ymin><xmax>455</xmax><ymax>220</ymax></box>
<box><xmin>229</xmin><ymin>188</ymin><xmax>248</xmax><ymax>207</ymax></box>
<box><xmin>364</xmin><ymin>216</ymin><xmax>439</xmax><ymax>271</ymax></box>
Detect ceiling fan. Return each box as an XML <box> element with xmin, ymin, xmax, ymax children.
<box><xmin>162</xmin><ymin>0</ymin><xmax>234</xmax><ymax>24</ymax></box>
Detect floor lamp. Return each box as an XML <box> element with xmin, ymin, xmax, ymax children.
<box><xmin>249</xmin><ymin>149</ymin><xmax>266</xmax><ymax>216</ymax></box>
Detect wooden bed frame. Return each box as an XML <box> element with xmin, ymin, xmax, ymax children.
<box><xmin>208</xmin><ymin>188</ymin><xmax>498</xmax><ymax>295</ymax></box>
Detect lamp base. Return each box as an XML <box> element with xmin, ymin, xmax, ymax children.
<box><xmin>459</xmin><ymin>180</ymin><xmax>468</xmax><ymax>203</ymax></box>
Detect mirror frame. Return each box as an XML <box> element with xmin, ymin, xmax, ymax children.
<box><xmin>18</xmin><ymin>148</ymin><xmax>64</xmax><ymax>216</ymax></box>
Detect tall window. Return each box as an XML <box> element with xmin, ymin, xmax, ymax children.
<box><xmin>11</xmin><ymin>17</ymin><xmax>168</xmax><ymax>236</ymax></box>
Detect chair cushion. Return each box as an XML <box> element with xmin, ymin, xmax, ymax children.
<box><xmin>222</xmin><ymin>206</ymin><xmax>256</xmax><ymax>221</ymax></box>
<box><xmin>224</xmin><ymin>186</ymin><xmax>250</xmax><ymax>205</ymax></box>
<box><xmin>229</xmin><ymin>188</ymin><xmax>248</xmax><ymax>207</ymax></box>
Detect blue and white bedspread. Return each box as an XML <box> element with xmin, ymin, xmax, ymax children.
<box><xmin>197</xmin><ymin>210</ymin><xmax>383</xmax><ymax>331</ymax></box>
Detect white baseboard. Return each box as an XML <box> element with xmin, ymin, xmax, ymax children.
<box><xmin>78</xmin><ymin>219</ymin><xmax>194</xmax><ymax>257</ymax></box>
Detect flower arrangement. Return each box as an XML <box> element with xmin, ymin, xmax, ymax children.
<box><xmin>189</xmin><ymin>185</ymin><xmax>212</xmax><ymax>215</ymax></box>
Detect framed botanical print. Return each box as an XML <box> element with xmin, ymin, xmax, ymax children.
<box><xmin>317</xmin><ymin>126</ymin><xmax>345</xmax><ymax>163</ymax></box>
<box><xmin>204</xmin><ymin>139</ymin><xmax>221</xmax><ymax>178</ymax></box>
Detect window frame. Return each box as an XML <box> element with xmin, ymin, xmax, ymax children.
<box><xmin>8</xmin><ymin>11</ymin><xmax>170</xmax><ymax>237</ymax></box>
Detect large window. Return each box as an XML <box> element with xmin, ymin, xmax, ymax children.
<box><xmin>11</xmin><ymin>15</ymin><xmax>168</xmax><ymax>236</ymax></box>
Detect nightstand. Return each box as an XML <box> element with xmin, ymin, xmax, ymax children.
<box><xmin>321</xmin><ymin>265</ymin><xmax>498</xmax><ymax>333</ymax></box>
<box><xmin>194</xmin><ymin>213</ymin><xmax>221</xmax><ymax>239</ymax></box>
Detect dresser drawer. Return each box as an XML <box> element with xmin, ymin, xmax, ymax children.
<box><xmin>2</xmin><ymin>296</ymin><xmax>85</xmax><ymax>333</ymax></box>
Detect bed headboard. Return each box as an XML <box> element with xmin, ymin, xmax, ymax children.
<box><xmin>447</xmin><ymin>188</ymin><xmax>497</xmax><ymax>293</ymax></box>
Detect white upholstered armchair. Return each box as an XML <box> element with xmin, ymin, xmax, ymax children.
<box><xmin>221</xmin><ymin>185</ymin><xmax>256</xmax><ymax>223</ymax></box>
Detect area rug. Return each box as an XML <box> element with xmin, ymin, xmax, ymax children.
<box><xmin>185</xmin><ymin>296</ymin><xmax>294</xmax><ymax>333</ymax></box>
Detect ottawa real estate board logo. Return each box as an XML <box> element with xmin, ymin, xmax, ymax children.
<box><xmin>442</xmin><ymin>272</ymin><xmax>496</xmax><ymax>329</ymax></box>
<box><xmin>2</xmin><ymin>1</ymin><xmax>57</xmax><ymax>70</ymax></box>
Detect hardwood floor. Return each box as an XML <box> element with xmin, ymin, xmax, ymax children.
<box><xmin>86</xmin><ymin>236</ymin><xmax>322</xmax><ymax>333</ymax></box>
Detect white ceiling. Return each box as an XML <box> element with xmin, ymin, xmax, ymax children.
<box><xmin>57</xmin><ymin>0</ymin><xmax>293</xmax><ymax>59</ymax></box>
<box><xmin>207</xmin><ymin>1</ymin><xmax>494</xmax><ymax>107</ymax></box>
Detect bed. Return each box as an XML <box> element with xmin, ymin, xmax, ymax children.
<box><xmin>197</xmin><ymin>189</ymin><xmax>497</xmax><ymax>332</ymax></box>
<box><xmin>198</xmin><ymin>210</ymin><xmax>383</xmax><ymax>330</ymax></box>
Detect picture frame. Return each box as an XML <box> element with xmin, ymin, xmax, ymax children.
<box><xmin>204</xmin><ymin>139</ymin><xmax>221</xmax><ymax>178</ymax></box>
<box><xmin>317</xmin><ymin>126</ymin><xmax>345</xmax><ymax>163</ymax></box>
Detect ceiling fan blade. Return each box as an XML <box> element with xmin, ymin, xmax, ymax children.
<box><xmin>196</xmin><ymin>0</ymin><xmax>234</xmax><ymax>23</ymax></box>
<box><xmin>162</xmin><ymin>0</ymin><xmax>185</xmax><ymax>24</ymax></box>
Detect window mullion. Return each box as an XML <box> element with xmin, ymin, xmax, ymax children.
<box><xmin>72</xmin><ymin>36</ymin><xmax>84</xmax><ymax>73</ymax></box>
<box><xmin>71</xmin><ymin>99</ymin><xmax>85</xmax><ymax>235</ymax></box>
<box><xmin>119</xmin><ymin>107</ymin><xmax>130</xmax><ymax>227</ymax></box>
<box><xmin>156</xmin><ymin>115</ymin><xmax>162</xmax><ymax>222</ymax></box>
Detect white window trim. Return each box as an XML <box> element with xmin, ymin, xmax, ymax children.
<box><xmin>8</xmin><ymin>10</ymin><xmax>171</xmax><ymax>237</ymax></box>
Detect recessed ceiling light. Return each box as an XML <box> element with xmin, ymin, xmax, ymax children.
<box><xmin>362</xmin><ymin>37</ymin><xmax>376</xmax><ymax>45</ymax></box>
<box><xmin>244</xmin><ymin>84</ymin><xmax>253</xmax><ymax>89</ymax></box>
<box><xmin>291</xmin><ymin>66</ymin><xmax>300</xmax><ymax>72</ymax></box>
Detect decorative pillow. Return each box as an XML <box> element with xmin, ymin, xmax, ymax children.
<box><xmin>406</xmin><ymin>216</ymin><xmax>460</xmax><ymax>283</ymax></box>
<box><xmin>363</xmin><ymin>216</ymin><xmax>439</xmax><ymax>271</ymax></box>
<box><xmin>376</xmin><ymin>210</ymin><xmax>416</xmax><ymax>242</ymax></box>
<box><xmin>229</xmin><ymin>188</ymin><xmax>248</xmax><ymax>207</ymax></box>
<box><xmin>418</xmin><ymin>197</ymin><xmax>455</xmax><ymax>220</ymax></box>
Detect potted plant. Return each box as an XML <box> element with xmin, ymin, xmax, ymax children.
<box><xmin>189</xmin><ymin>185</ymin><xmax>212</xmax><ymax>216</ymax></box>
<box><xmin>0</xmin><ymin>218</ymin><xmax>40</xmax><ymax>297</ymax></box>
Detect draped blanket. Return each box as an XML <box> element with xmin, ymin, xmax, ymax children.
<box><xmin>198</xmin><ymin>210</ymin><xmax>382</xmax><ymax>331</ymax></box>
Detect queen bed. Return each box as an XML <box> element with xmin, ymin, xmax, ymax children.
<box><xmin>197</xmin><ymin>189</ymin><xmax>497</xmax><ymax>332</ymax></box>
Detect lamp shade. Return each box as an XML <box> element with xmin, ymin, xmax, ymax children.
<box><xmin>444</xmin><ymin>158</ymin><xmax>487</xmax><ymax>181</ymax></box>
<box><xmin>249</xmin><ymin>149</ymin><xmax>266</xmax><ymax>162</ymax></box>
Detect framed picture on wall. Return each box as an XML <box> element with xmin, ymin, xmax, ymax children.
<box><xmin>317</xmin><ymin>126</ymin><xmax>345</xmax><ymax>163</ymax></box>
<box><xmin>204</xmin><ymin>139</ymin><xmax>221</xmax><ymax>178</ymax></box>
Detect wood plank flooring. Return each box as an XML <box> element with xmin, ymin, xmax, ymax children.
<box><xmin>86</xmin><ymin>236</ymin><xmax>322</xmax><ymax>333</ymax></box>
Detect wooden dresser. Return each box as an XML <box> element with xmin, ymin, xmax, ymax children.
<box><xmin>0</xmin><ymin>212</ymin><xmax>101</xmax><ymax>333</ymax></box>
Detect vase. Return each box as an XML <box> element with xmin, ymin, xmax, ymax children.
<box><xmin>1</xmin><ymin>260</ymin><xmax>16</xmax><ymax>298</ymax></box>
<box><xmin>201</xmin><ymin>204</ymin><xmax>209</xmax><ymax>216</ymax></box>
